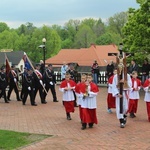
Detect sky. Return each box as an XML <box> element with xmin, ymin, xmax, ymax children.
<box><xmin>0</xmin><ymin>0</ymin><xmax>139</xmax><ymax>29</ymax></box>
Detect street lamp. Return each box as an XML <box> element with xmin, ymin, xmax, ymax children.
<box><xmin>39</xmin><ymin>38</ymin><xmax>46</xmax><ymax>69</ymax></box>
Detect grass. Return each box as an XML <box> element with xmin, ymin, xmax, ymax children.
<box><xmin>0</xmin><ymin>130</ymin><xmax>52</xmax><ymax>150</ymax></box>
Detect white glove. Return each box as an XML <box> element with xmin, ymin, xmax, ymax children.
<box><xmin>14</xmin><ymin>78</ymin><xmax>17</xmax><ymax>82</ymax></box>
<box><xmin>43</xmin><ymin>83</ymin><xmax>46</xmax><ymax>87</ymax></box>
<box><xmin>28</xmin><ymin>87</ymin><xmax>31</xmax><ymax>91</ymax></box>
<box><xmin>50</xmin><ymin>81</ymin><xmax>53</xmax><ymax>85</ymax></box>
<box><xmin>39</xmin><ymin>80</ymin><xmax>43</xmax><ymax>85</ymax></box>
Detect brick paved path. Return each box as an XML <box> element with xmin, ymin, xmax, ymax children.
<box><xmin>0</xmin><ymin>86</ymin><xmax>150</xmax><ymax>150</ymax></box>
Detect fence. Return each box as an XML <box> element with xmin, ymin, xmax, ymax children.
<box><xmin>54</xmin><ymin>71</ymin><xmax>108</xmax><ymax>85</ymax></box>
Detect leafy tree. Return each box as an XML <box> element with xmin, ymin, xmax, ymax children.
<box><xmin>122</xmin><ymin>0</ymin><xmax>150</xmax><ymax>61</ymax></box>
<box><xmin>0</xmin><ymin>22</ymin><xmax>9</xmax><ymax>33</ymax></box>
<box><xmin>0</xmin><ymin>30</ymin><xmax>19</xmax><ymax>50</ymax></box>
<box><xmin>107</xmin><ymin>12</ymin><xmax>128</xmax><ymax>38</ymax></box>
<box><xmin>74</xmin><ymin>25</ymin><xmax>96</xmax><ymax>48</ymax></box>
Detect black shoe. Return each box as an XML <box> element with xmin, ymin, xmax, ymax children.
<box><xmin>7</xmin><ymin>97</ymin><xmax>11</xmax><ymax>101</ymax></box>
<box><xmin>123</xmin><ymin>114</ymin><xmax>127</xmax><ymax>124</ymax></box>
<box><xmin>17</xmin><ymin>99</ymin><xmax>22</xmax><ymax>101</ymax></box>
<box><xmin>41</xmin><ymin>101</ymin><xmax>47</xmax><ymax>104</ymax></box>
<box><xmin>5</xmin><ymin>101</ymin><xmax>9</xmax><ymax>103</ymax></box>
<box><xmin>81</xmin><ymin>126</ymin><xmax>86</xmax><ymax>130</ymax></box>
<box><xmin>130</xmin><ymin>113</ymin><xmax>135</xmax><ymax>118</ymax></box>
<box><xmin>81</xmin><ymin>123</ymin><xmax>87</xmax><ymax>130</ymax></box>
<box><xmin>22</xmin><ymin>103</ymin><xmax>25</xmax><ymax>105</ymax></box>
<box><xmin>32</xmin><ymin>104</ymin><xmax>37</xmax><ymax>106</ymax></box>
<box><xmin>89</xmin><ymin>123</ymin><xmax>93</xmax><ymax>128</ymax></box>
<box><xmin>53</xmin><ymin>100</ymin><xmax>59</xmax><ymax>102</ymax></box>
<box><xmin>120</xmin><ymin>123</ymin><xmax>125</xmax><ymax>128</ymax></box>
<box><xmin>67</xmin><ymin>116</ymin><xmax>72</xmax><ymax>120</ymax></box>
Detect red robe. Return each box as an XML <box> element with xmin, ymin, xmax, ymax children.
<box><xmin>107</xmin><ymin>75</ymin><xmax>116</xmax><ymax>109</ymax></box>
<box><xmin>60</xmin><ymin>79</ymin><xmax>76</xmax><ymax>113</ymax></box>
<box><xmin>82</xmin><ymin>82</ymin><xmax>99</xmax><ymax>124</ymax></box>
<box><xmin>128</xmin><ymin>78</ymin><xmax>141</xmax><ymax>114</ymax></box>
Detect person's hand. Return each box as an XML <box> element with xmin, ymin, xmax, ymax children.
<box><xmin>39</xmin><ymin>80</ymin><xmax>43</xmax><ymax>85</ymax></box>
<box><xmin>14</xmin><ymin>78</ymin><xmax>17</xmax><ymax>82</ymax></box>
<box><xmin>117</xmin><ymin>94</ymin><xmax>122</xmax><ymax>98</ymax></box>
<box><xmin>28</xmin><ymin>87</ymin><xmax>31</xmax><ymax>91</ymax></box>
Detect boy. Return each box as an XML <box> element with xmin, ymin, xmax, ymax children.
<box><xmin>75</xmin><ymin>74</ymin><xmax>87</xmax><ymax>122</ymax></box>
<box><xmin>107</xmin><ymin>69</ymin><xmax>117</xmax><ymax>113</ymax></box>
<box><xmin>59</xmin><ymin>73</ymin><xmax>76</xmax><ymax>120</ymax></box>
<box><xmin>143</xmin><ymin>78</ymin><xmax>150</xmax><ymax>122</ymax></box>
<box><xmin>80</xmin><ymin>74</ymin><xmax>99</xmax><ymax>130</ymax></box>
<box><xmin>128</xmin><ymin>71</ymin><xmax>141</xmax><ymax>118</ymax></box>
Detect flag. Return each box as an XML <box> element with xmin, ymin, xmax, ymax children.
<box><xmin>23</xmin><ymin>52</ymin><xmax>32</xmax><ymax>70</ymax></box>
<box><xmin>5</xmin><ymin>54</ymin><xmax>11</xmax><ymax>77</ymax></box>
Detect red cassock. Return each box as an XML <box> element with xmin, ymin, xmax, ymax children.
<box><xmin>107</xmin><ymin>75</ymin><xmax>116</xmax><ymax>108</ymax></box>
<box><xmin>143</xmin><ymin>79</ymin><xmax>150</xmax><ymax>121</ymax></box>
<box><xmin>128</xmin><ymin>78</ymin><xmax>141</xmax><ymax>113</ymax></box>
<box><xmin>81</xmin><ymin>82</ymin><xmax>99</xmax><ymax>124</ymax></box>
<box><xmin>60</xmin><ymin>80</ymin><xmax>76</xmax><ymax>113</ymax></box>
<box><xmin>75</xmin><ymin>82</ymin><xmax>87</xmax><ymax>120</ymax></box>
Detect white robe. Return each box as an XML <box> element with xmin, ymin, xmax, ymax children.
<box><xmin>129</xmin><ymin>80</ymin><xmax>141</xmax><ymax>99</ymax></box>
<box><xmin>59</xmin><ymin>83</ymin><xmax>75</xmax><ymax>101</ymax></box>
<box><xmin>112</xmin><ymin>74</ymin><xmax>132</xmax><ymax>119</ymax></box>
<box><xmin>80</xmin><ymin>85</ymin><xmax>98</xmax><ymax>109</ymax></box>
<box><xmin>143</xmin><ymin>87</ymin><xmax>150</xmax><ymax>102</ymax></box>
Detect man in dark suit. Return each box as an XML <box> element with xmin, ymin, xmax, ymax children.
<box><xmin>7</xmin><ymin>65</ymin><xmax>21</xmax><ymax>101</ymax></box>
<box><xmin>43</xmin><ymin>64</ymin><xmax>58</xmax><ymax>102</ymax></box>
<box><xmin>128</xmin><ymin>60</ymin><xmax>139</xmax><ymax>75</ymax></box>
<box><xmin>0</xmin><ymin>66</ymin><xmax>9</xmax><ymax>103</ymax></box>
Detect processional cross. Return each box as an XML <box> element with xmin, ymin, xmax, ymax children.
<box><xmin>108</xmin><ymin>43</ymin><xmax>133</xmax><ymax>113</ymax></box>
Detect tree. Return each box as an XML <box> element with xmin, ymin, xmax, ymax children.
<box><xmin>74</xmin><ymin>25</ymin><xmax>96</xmax><ymax>48</ymax></box>
<box><xmin>107</xmin><ymin>12</ymin><xmax>128</xmax><ymax>38</ymax></box>
<box><xmin>122</xmin><ymin>0</ymin><xmax>150</xmax><ymax>61</ymax></box>
<box><xmin>0</xmin><ymin>22</ymin><xmax>9</xmax><ymax>33</ymax></box>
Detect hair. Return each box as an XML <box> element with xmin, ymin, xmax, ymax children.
<box><xmin>132</xmin><ymin>71</ymin><xmax>138</xmax><ymax>75</ymax></box>
<box><xmin>87</xmin><ymin>73</ymin><xmax>93</xmax><ymax>77</ymax></box>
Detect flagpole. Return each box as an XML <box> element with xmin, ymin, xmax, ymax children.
<box><xmin>25</xmin><ymin>54</ymin><xmax>48</xmax><ymax>94</ymax></box>
<box><xmin>5</xmin><ymin>53</ymin><xmax>19</xmax><ymax>91</ymax></box>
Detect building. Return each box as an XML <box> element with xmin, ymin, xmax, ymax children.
<box><xmin>45</xmin><ymin>44</ymin><xmax>118</xmax><ymax>73</ymax></box>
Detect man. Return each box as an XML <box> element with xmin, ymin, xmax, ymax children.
<box><xmin>112</xmin><ymin>72</ymin><xmax>132</xmax><ymax>128</ymax></box>
<box><xmin>106</xmin><ymin>60</ymin><xmax>115</xmax><ymax>79</ymax></box>
<box><xmin>61</xmin><ymin>61</ymin><xmax>68</xmax><ymax>81</ymax></box>
<box><xmin>91</xmin><ymin>60</ymin><xmax>99</xmax><ymax>84</ymax></box>
<box><xmin>128</xmin><ymin>60</ymin><xmax>139</xmax><ymax>75</ymax></box>
<box><xmin>33</xmin><ymin>64</ymin><xmax>47</xmax><ymax>104</ymax></box>
<box><xmin>43</xmin><ymin>64</ymin><xmax>58</xmax><ymax>102</ymax></box>
<box><xmin>20</xmin><ymin>67</ymin><xmax>28</xmax><ymax>100</ymax></box>
<box><xmin>22</xmin><ymin>68</ymin><xmax>37</xmax><ymax>106</ymax></box>
<box><xmin>0</xmin><ymin>66</ymin><xmax>9</xmax><ymax>103</ymax></box>
<box><xmin>7</xmin><ymin>65</ymin><xmax>21</xmax><ymax>101</ymax></box>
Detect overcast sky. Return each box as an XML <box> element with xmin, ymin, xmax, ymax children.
<box><xmin>0</xmin><ymin>0</ymin><xmax>139</xmax><ymax>28</ymax></box>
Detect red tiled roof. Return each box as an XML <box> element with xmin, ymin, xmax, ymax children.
<box><xmin>45</xmin><ymin>44</ymin><xmax>118</xmax><ymax>67</ymax></box>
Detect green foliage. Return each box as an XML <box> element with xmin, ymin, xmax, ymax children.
<box><xmin>122</xmin><ymin>0</ymin><xmax>150</xmax><ymax>64</ymax></box>
<box><xmin>74</xmin><ymin>25</ymin><xmax>96</xmax><ymax>48</ymax></box>
<box><xmin>0</xmin><ymin>22</ymin><xmax>9</xmax><ymax>33</ymax></box>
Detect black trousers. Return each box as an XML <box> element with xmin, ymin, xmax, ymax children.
<box><xmin>7</xmin><ymin>83</ymin><xmax>20</xmax><ymax>100</ymax></box>
<box><xmin>44</xmin><ymin>84</ymin><xmax>57</xmax><ymax>101</ymax></box>
<box><xmin>0</xmin><ymin>88</ymin><xmax>7</xmax><ymax>102</ymax></box>
<box><xmin>22</xmin><ymin>90</ymin><xmax>35</xmax><ymax>105</ymax></box>
<box><xmin>34</xmin><ymin>86</ymin><xmax>45</xmax><ymax>103</ymax></box>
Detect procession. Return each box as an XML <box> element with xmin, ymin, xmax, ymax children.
<box><xmin>0</xmin><ymin>51</ymin><xmax>150</xmax><ymax>131</ymax></box>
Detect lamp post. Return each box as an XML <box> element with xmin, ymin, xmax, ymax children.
<box><xmin>42</xmin><ymin>38</ymin><xmax>46</xmax><ymax>68</ymax></box>
<box><xmin>39</xmin><ymin>38</ymin><xmax>46</xmax><ymax>70</ymax></box>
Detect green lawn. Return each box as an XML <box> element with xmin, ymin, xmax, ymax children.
<box><xmin>0</xmin><ymin>130</ymin><xmax>52</xmax><ymax>150</ymax></box>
